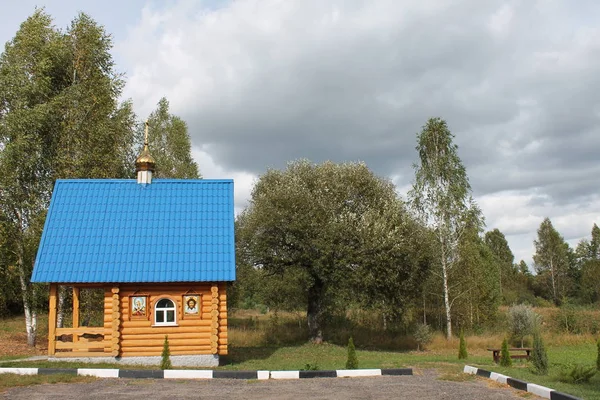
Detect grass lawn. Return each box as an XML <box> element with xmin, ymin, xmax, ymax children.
<box><xmin>1</xmin><ymin>312</ymin><xmax>599</xmax><ymax>399</ymax></box>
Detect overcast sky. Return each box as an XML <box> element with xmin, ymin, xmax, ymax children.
<box><xmin>2</xmin><ymin>0</ymin><xmax>599</xmax><ymax>267</ymax></box>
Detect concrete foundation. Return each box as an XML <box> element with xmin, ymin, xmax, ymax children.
<box><xmin>48</xmin><ymin>354</ymin><xmax>219</xmax><ymax>367</ymax></box>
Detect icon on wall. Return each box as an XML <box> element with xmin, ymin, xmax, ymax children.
<box><xmin>131</xmin><ymin>296</ymin><xmax>147</xmax><ymax>317</ymax></box>
<box><xmin>184</xmin><ymin>295</ymin><xmax>200</xmax><ymax>315</ymax></box>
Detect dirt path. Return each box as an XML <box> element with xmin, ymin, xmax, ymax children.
<box><xmin>3</xmin><ymin>371</ymin><xmax>527</xmax><ymax>400</ymax></box>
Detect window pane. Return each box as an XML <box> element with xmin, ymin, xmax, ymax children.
<box><xmin>157</xmin><ymin>299</ymin><xmax>174</xmax><ymax>308</ymax></box>
<box><xmin>167</xmin><ymin>310</ymin><xmax>175</xmax><ymax>323</ymax></box>
<box><xmin>156</xmin><ymin>310</ymin><xmax>164</xmax><ymax>323</ymax></box>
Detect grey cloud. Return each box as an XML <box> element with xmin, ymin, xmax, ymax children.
<box><xmin>121</xmin><ymin>0</ymin><xmax>600</xmax><ymax>211</ymax></box>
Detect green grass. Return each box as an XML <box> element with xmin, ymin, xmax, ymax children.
<box><xmin>469</xmin><ymin>343</ymin><xmax>600</xmax><ymax>400</ymax></box>
<box><xmin>1</xmin><ymin>311</ymin><xmax>598</xmax><ymax>399</ymax></box>
<box><xmin>0</xmin><ymin>373</ymin><xmax>96</xmax><ymax>393</ymax></box>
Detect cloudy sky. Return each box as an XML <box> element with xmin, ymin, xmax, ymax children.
<box><xmin>2</xmin><ymin>0</ymin><xmax>599</xmax><ymax>266</ymax></box>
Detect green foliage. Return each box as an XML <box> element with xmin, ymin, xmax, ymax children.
<box><xmin>596</xmin><ymin>339</ymin><xmax>600</xmax><ymax>371</ymax></box>
<box><xmin>237</xmin><ymin>160</ymin><xmax>430</xmax><ymax>342</ymax></box>
<box><xmin>508</xmin><ymin>304</ymin><xmax>538</xmax><ymax>348</ymax></box>
<box><xmin>533</xmin><ymin>218</ymin><xmax>572</xmax><ymax>305</ymax></box>
<box><xmin>458</xmin><ymin>330</ymin><xmax>467</xmax><ymax>360</ymax></box>
<box><xmin>0</xmin><ymin>9</ymin><xmax>137</xmax><ymax>344</ymax></box>
<box><xmin>142</xmin><ymin>97</ymin><xmax>200</xmax><ymax>179</ymax></box>
<box><xmin>346</xmin><ymin>337</ymin><xmax>358</xmax><ymax>369</ymax></box>
<box><xmin>485</xmin><ymin>229</ymin><xmax>517</xmax><ymax>301</ymax></box>
<box><xmin>160</xmin><ymin>335</ymin><xmax>172</xmax><ymax>370</ymax></box>
<box><xmin>413</xmin><ymin>323</ymin><xmax>433</xmax><ymax>351</ymax></box>
<box><xmin>302</xmin><ymin>363</ymin><xmax>319</xmax><ymax>371</ymax></box>
<box><xmin>557</xmin><ymin>364</ymin><xmax>597</xmax><ymax>384</ymax></box>
<box><xmin>500</xmin><ymin>338</ymin><xmax>512</xmax><ymax>367</ymax></box>
<box><xmin>531</xmin><ymin>331</ymin><xmax>549</xmax><ymax>375</ymax></box>
<box><xmin>408</xmin><ymin>117</ymin><xmax>481</xmax><ymax>340</ymax></box>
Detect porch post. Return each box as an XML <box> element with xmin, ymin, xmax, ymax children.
<box><xmin>72</xmin><ymin>287</ymin><xmax>80</xmax><ymax>343</ymax></box>
<box><xmin>111</xmin><ymin>287</ymin><xmax>120</xmax><ymax>356</ymax></box>
<box><xmin>48</xmin><ymin>284</ymin><xmax>57</xmax><ymax>355</ymax></box>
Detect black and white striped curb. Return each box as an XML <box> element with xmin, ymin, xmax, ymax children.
<box><xmin>0</xmin><ymin>367</ymin><xmax>412</xmax><ymax>380</ymax></box>
<box><xmin>464</xmin><ymin>365</ymin><xmax>581</xmax><ymax>400</ymax></box>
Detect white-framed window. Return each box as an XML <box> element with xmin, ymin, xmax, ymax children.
<box><xmin>154</xmin><ymin>298</ymin><xmax>177</xmax><ymax>326</ymax></box>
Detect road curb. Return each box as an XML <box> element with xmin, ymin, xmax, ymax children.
<box><xmin>0</xmin><ymin>367</ymin><xmax>412</xmax><ymax>380</ymax></box>
<box><xmin>463</xmin><ymin>365</ymin><xmax>581</xmax><ymax>400</ymax></box>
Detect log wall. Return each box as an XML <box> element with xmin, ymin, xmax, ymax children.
<box><xmin>109</xmin><ymin>283</ymin><xmax>229</xmax><ymax>357</ymax></box>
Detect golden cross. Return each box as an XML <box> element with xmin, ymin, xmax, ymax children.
<box><xmin>144</xmin><ymin>120</ymin><xmax>149</xmax><ymax>146</ymax></box>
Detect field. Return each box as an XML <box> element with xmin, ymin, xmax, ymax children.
<box><xmin>1</xmin><ymin>310</ymin><xmax>599</xmax><ymax>399</ymax></box>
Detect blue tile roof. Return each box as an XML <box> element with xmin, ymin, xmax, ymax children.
<box><xmin>31</xmin><ymin>179</ymin><xmax>235</xmax><ymax>283</ymax></box>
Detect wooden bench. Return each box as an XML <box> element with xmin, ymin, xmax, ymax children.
<box><xmin>487</xmin><ymin>347</ymin><xmax>532</xmax><ymax>363</ymax></box>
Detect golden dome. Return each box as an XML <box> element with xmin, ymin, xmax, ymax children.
<box><xmin>135</xmin><ymin>144</ymin><xmax>156</xmax><ymax>172</ymax></box>
<box><xmin>136</xmin><ymin>121</ymin><xmax>156</xmax><ymax>172</ymax></box>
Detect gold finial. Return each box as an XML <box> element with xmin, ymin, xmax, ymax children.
<box><xmin>135</xmin><ymin>119</ymin><xmax>156</xmax><ymax>172</ymax></box>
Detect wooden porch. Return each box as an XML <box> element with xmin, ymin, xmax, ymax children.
<box><xmin>48</xmin><ymin>284</ymin><xmax>120</xmax><ymax>358</ymax></box>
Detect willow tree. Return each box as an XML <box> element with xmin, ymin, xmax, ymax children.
<box><xmin>408</xmin><ymin>118</ymin><xmax>480</xmax><ymax>339</ymax></box>
<box><xmin>237</xmin><ymin>160</ymin><xmax>427</xmax><ymax>342</ymax></box>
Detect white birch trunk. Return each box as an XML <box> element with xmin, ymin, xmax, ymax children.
<box><xmin>56</xmin><ymin>286</ymin><xmax>65</xmax><ymax>328</ymax></box>
<box><xmin>442</xmin><ymin>259</ymin><xmax>452</xmax><ymax>340</ymax></box>
<box><xmin>18</xmin><ymin>260</ymin><xmax>37</xmax><ymax>347</ymax></box>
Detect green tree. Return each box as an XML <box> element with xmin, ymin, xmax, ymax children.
<box><xmin>507</xmin><ymin>304</ymin><xmax>537</xmax><ymax>348</ymax></box>
<box><xmin>0</xmin><ymin>9</ymin><xmax>61</xmax><ymax>345</ymax></box>
<box><xmin>485</xmin><ymin>229</ymin><xmax>515</xmax><ymax>298</ymax></box>
<box><xmin>0</xmin><ymin>10</ymin><xmax>137</xmax><ymax>345</ymax></box>
<box><xmin>500</xmin><ymin>337</ymin><xmax>512</xmax><ymax>367</ymax></box>
<box><xmin>142</xmin><ymin>97</ymin><xmax>199</xmax><ymax>179</ymax></box>
<box><xmin>458</xmin><ymin>330</ymin><xmax>467</xmax><ymax>359</ymax></box>
<box><xmin>237</xmin><ymin>160</ymin><xmax>427</xmax><ymax>342</ymax></box>
<box><xmin>53</xmin><ymin>13</ymin><xmax>136</xmax><ymax>179</ymax></box>
<box><xmin>346</xmin><ymin>337</ymin><xmax>358</xmax><ymax>369</ymax></box>
<box><xmin>596</xmin><ymin>339</ymin><xmax>600</xmax><ymax>371</ymax></box>
<box><xmin>533</xmin><ymin>218</ymin><xmax>572</xmax><ymax>305</ymax></box>
<box><xmin>408</xmin><ymin>117</ymin><xmax>481</xmax><ymax>339</ymax></box>
<box><xmin>575</xmin><ymin>224</ymin><xmax>600</xmax><ymax>304</ymax></box>
<box><xmin>531</xmin><ymin>330</ymin><xmax>548</xmax><ymax>375</ymax></box>
<box><xmin>160</xmin><ymin>335</ymin><xmax>172</xmax><ymax>370</ymax></box>
<box><xmin>452</xmin><ymin>223</ymin><xmax>500</xmax><ymax>330</ymax></box>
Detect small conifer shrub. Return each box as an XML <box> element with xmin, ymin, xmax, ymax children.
<box><xmin>458</xmin><ymin>330</ymin><xmax>468</xmax><ymax>360</ymax></box>
<box><xmin>500</xmin><ymin>337</ymin><xmax>512</xmax><ymax>367</ymax></box>
<box><xmin>161</xmin><ymin>335</ymin><xmax>172</xmax><ymax>370</ymax></box>
<box><xmin>597</xmin><ymin>338</ymin><xmax>600</xmax><ymax>371</ymax></box>
<box><xmin>346</xmin><ymin>337</ymin><xmax>358</xmax><ymax>369</ymax></box>
<box><xmin>558</xmin><ymin>364</ymin><xmax>597</xmax><ymax>384</ymax></box>
<box><xmin>531</xmin><ymin>331</ymin><xmax>548</xmax><ymax>375</ymax></box>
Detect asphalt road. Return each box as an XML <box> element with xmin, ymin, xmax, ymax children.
<box><xmin>2</xmin><ymin>371</ymin><xmax>527</xmax><ymax>400</ymax></box>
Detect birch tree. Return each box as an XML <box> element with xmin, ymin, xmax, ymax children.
<box><xmin>408</xmin><ymin>117</ymin><xmax>480</xmax><ymax>339</ymax></box>
<box><xmin>533</xmin><ymin>218</ymin><xmax>571</xmax><ymax>305</ymax></box>
<box><xmin>0</xmin><ymin>10</ymin><xmax>60</xmax><ymax>346</ymax></box>
<box><xmin>0</xmin><ymin>10</ymin><xmax>137</xmax><ymax>345</ymax></box>
<box><xmin>141</xmin><ymin>97</ymin><xmax>200</xmax><ymax>179</ymax></box>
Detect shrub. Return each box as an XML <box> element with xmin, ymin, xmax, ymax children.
<box><xmin>531</xmin><ymin>331</ymin><xmax>548</xmax><ymax>375</ymax></box>
<box><xmin>500</xmin><ymin>338</ymin><xmax>512</xmax><ymax>367</ymax></box>
<box><xmin>558</xmin><ymin>364</ymin><xmax>597</xmax><ymax>384</ymax></box>
<box><xmin>413</xmin><ymin>323</ymin><xmax>432</xmax><ymax>351</ymax></box>
<box><xmin>597</xmin><ymin>338</ymin><xmax>600</xmax><ymax>371</ymax></box>
<box><xmin>346</xmin><ymin>337</ymin><xmax>358</xmax><ymax>369</ymax></box>
<box><xmin>302</xmin><ymin>363</ymin><xmax>319</xmax><ymax>371</ymax></box>
<box><xmin>458</xmin><ymin>330</ymin><xmax>467</xmax><ymax>360</ymax></box>
<box><xmin>160</xmin><ymin>335</ymin><xmax>172</xmax><ymax>370</ymax></box>
<box><xmin>507</xmin><ymin>304</ymin><xmax>538</xmax><ymax>348</ymax></box>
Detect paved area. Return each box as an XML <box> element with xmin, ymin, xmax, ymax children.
<box><xmin>2</xmin><ymin>370</ymin><xmax>527</xmax><ymax>399</ymax></box>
